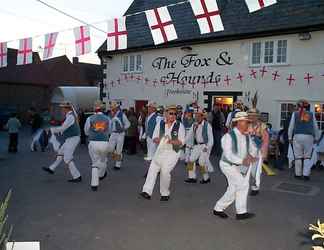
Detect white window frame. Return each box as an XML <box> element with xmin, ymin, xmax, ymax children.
<box><xmin>122</xmin><ymin>54</ymin><xmax>143</xmax><ymax>73</ymax></box>
<box><xmin>250</xmin><ymin>39</ymin><xmax>289</xmax><ymax>67</ymax></box>
<box><xmin>278</xmin><ymin>102</ymin><xmax>296</xmax><ymax>128</ymax></box>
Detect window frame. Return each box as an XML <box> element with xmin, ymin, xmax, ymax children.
<box><xmin>250</xmin><ymin>39</ymin><xmax>289</xmax><ymax>67</ymax></box>
<box><xmin>122</xmin><ymin>54</ymin><xmax>143</xmax><ymax>73</ymax></box>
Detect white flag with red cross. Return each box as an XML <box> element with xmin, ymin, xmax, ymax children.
<box><xmin>145</xmin><ymin>6</ymin><xmax>177</xmax><ymax>45</ymax></box>
<box><xmin>17</xmin><ymin>37</ymin><xmax>33</xmax><ymax>65</ymax></box>
<box><xmin>0</xmin><ymin>42</ymin><xmax>8</xmax><ymax>68</ymax></box>
<box><xmin>107</xmin><ymin>17</ymin><xmax>128</xmax><ymax>51</ymax></box>
<box><xmin>189</xmin><ymin>0</ymin><xmax>224</xmax><ymax>34</ymax></box>
<box><xmin>245</xmin><ymin>0</ymin><xmax>277</xmax><ymax>13</ymax></box>
<box><xmin>73</xmin><ymin>25</ymin><xmax>91</xmax><ymax>56</ymax></box>
<box><xmin>43</xmin><ymin>32</ymin><xmax>58</xmax><ymax>60</ymax></box>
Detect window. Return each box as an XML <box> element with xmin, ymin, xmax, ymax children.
<box><xmin>280</xmin><ymin>103</ymin><xmax>295</xmax><ymax>127</ymax></box>
<box><xmin>314</xmin><ymin>104</ymin><xmax>324</xmax><ymax>131</ymax></box>
<box><xmin>250</xmin><ymin>39</ymin><xmax>288</xmax><ymax>66</ymax></box>
<box><xmin>251</xmin><ymin>42</ymin><xmax>261</xmax><ymax>65</ymax></box>
<box><xmin>122</xmin><ymin>54</ymin><xmax>143</xmax><ymax>73</ymax></box>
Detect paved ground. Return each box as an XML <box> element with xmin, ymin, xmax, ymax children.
<box><xmin>0</xmin><ymin>129</ymin><xmax>323</xmax><ymax>250</ymax></box>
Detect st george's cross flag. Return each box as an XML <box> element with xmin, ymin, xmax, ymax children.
<box><xmin>245</xmin><ymin>0</ymin><xmax>277</xmax><ymax>13</ymax></box>
<box><xmin>145</xmin><ymin>6</ymin><xmax>178</xmax><ymax>45</ymax></box>
<box><xmin>189</xmin><ymin>0</ymin><xmax>224</xmax><ymax>34</ymax></box>
<box><xmin>43</xmin><ymin>32</ymin><xmax>58</xmax><ymax>60</ymax></box>
<box><xmin>73</xmin><ymin>26</ymin><xmax>91</xmax><ymax>56</ymax></box>
<box><xmin>17</xmin><ymin>37</ymin><xmax>33</xmax><ymax>65</ymax></box>
<box><xmin>107</xmin><ymin>17</ymin><xmax>128</xmax><ymax>51</ymax></box>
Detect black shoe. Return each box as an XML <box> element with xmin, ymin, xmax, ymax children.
<box><xmin>250</xmin><ymin>190</ymin><xmax>259</xmax><ymax>196</ymax></box>
<box><xmin>303</xmin><ymin>176</ymin><xmax>310</xmax><ymax>181</ymax></box>
<box><xmin>184</xmin><ymin>178</ymin><xmax>197</xmax><ymax>183</ymax></box>
<box><xmin>213</xmin><ymin>210</ymin><xmax>228</xmax><ymax>219</ymax></box>
<box><xmin>91</xmin><ymin>186</ymin><xmax>98</xmax><ymax>191</ymax></box>
<box><xmin>160</xmin><ymin>196</ymin><xmax>170</xmax><ymax>201</ymax></box>
<box><xmin>140</xmin><ymin>192</ymin><xmax>151</xmax><ymax>200</ymax></box>
<box><xmin>294</xmin><ymin>175</ymin><xmax>303</xmax><ymax>180</ymax></box>
<box><xmin>68</xmin><ymin>176</ymin><xmax>82</xmax><ymax>183</ymax></box>
<box><xmin>42</xmin><ymin>167</ymin><xmax>54</xmax><ymax>174</ymax></box>
<box><xmin>236</xmin><ymin>213</ymin><xmax>255</xmax><ymax>220</ymax></box>
<box><xmin>200</xmin><ymin>178</ymin><xmax>211</xmax><ymax>184</ymax></box>
<box><xmin>113</xmin><ymin>167</ymin><xmax>121</xmax><ymax>171</ymax></box>
<box><xmin>99</xmin><ymin>171</ymin><xmax>107</xmax><ymax>181</ymax></box>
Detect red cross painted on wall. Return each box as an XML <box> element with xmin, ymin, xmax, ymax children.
<box><xmin>18</xmin><ymin>38</ymin><xmax>32</xmax><ymax>65</ymax></box>
<box><xmin>258</xmin><ymin>0</ymin><xmax>265</xmax><ymax>8</ymax></box>
<box><xmin>152</xmin><ymin>79</ymin><xmax>158</xmax><ymax>87</ymax></box>
<box><xmin>75</xmin><ymin>26</ymin><xmax>90</xmax><ymax>55</ymax></box>
<box><xmin>224</xmin><ymin>75</ymin><xmax>231</xmax><ymax>86</ymax></box>
<box><xmin>151</xmin><ymin>8</ymin><xmax>173</xmax><ymax>43</ymax></box>
<box><xmin>250</xmin><ymin>69</ymin><xmax>257</xmax><ymax>79</ymax></box>
<box><xmin>195</xmin><ymin>0</ymin><xmax>220</xmax><ymax>33</ymax></box>
<box><xmin>272</xmin><ymin>71</ymin><xmax>280</xmax><ymax>81</ymax></box>
<box><xmin>260</xmin><ymin>66</ymin><xmax>267</xmax><ymax>78</ymax></box>
<box><xmin>304</xmin><ymin>73</ymin><xmax>313</xmax><ymax>85</ymax></box>
<box><xmin>286</xmin><ymin>74</ymin><xmax>295</xmax><ymax>86</ymax></box>
<box><xmin>236</xmin><ymin>72</ymin><xmax>244</xmax><ymax>83</ymax></box>
<box><xmin>107</xmin><ymin>18</ymin><xmax>128</xmax><ymax>50</ymax></box>
<box><xmin>0</xmin><ymin>42</ymin><xmax>7</xmax><ymax>67</ymax></box>
<box><xmin>44</xmin><ymin>33</ymin><xmax>56</xmax><ymax>59</ymax></box>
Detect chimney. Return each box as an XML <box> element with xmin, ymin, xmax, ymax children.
<box><xmin>72</xmin><ymin>57</ymin><xmax>79</xmax><ymax>64</ymax></box>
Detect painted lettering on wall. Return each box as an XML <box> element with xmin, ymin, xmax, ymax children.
<box><xmin>152</xmin><ymin>51</ymin><xmax>233</xmax><ymax>85</ymax></box>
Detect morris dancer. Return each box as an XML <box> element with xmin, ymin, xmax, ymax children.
<box><xmin>42</xmin><ymin>102</ymin><xmax>82</xmax><ymax>183</ymax></box>
<box><xmin>140</xmin><ymin>105</ymin><xmax>185</xmax><ymax>201</ymax></box>
<box><xmin>84</xmin><ymin>101</ymin><xmax>112</xmax><ymax>191</ymax></box>
<box><xmin>288</xmin><ymin>100</ymin><xmax>320</xmax><ymax>180</ymax></box>
<box><xmin>180</xmin><ymin>106</ymin><xmax>195</xmax><ymax>163</ymax></box>
<box><xmin>108</xmin><ymin>102</ymin><xmax>130</xmax><ymax>170</ymax></box>
<box><xmin>185</xmin><ymin>108</ymin><xmax>214</xmax><ymax>184</ymax></box>
<box><xmin>213</xmin><ymin>112</ymin><xmax>257</xmax><ymax>220</ymax></box>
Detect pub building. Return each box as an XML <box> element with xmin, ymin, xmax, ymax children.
<box><xmin>97</xmin><ymin>0</ymin><xmax>324</xmax><ymax>130</ymax></box>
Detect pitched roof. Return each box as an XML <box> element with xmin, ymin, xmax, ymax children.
<box><xmin>97</xmin><ymin>0</ymin><xmax>324</xmax><ymax>55</ymax></box>
<box><xmin>0</xmin><ymin>49</ymin><xmax>103</xmax><ymax>86</ymax></box>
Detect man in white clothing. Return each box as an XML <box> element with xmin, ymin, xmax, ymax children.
<box><xmin>108</xmin><ymin>102</ymin><xmax>130</xmax><ymax>170</ymax></box>
<box><xmin>42</xmin><ymin>102</ymin><xmax>82</xmax><ymax>183</ymax></box>
<box><xmin>185</xmin><ymin>108</ymin><xmax>214</xmax><ymax>184</ymax></box>
<box><xmin>225</xmin><ymin>100</ymin><xmax>244</xmax><ymax>129</ymax></box>
<box><xmin>288</xmin><ymin>99</ymin><xmax>320</xmax><ymax>180</ymax></box>
<box><xmin>140</xmin><ymin>105</ymin><xmax>185</xmax><ymax>201</ymax></box>
<box><xmin>213</xmin><ymin>112</ymin><xmax>258</xmax><ymax>220</ymax></box>
<box><xmin>84</xmin><ymin>101</ymin><xmax>112</xmax><ymax>191</ymax></box>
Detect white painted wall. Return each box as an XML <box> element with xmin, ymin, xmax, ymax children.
<box><xmin>104</xmin><ymin>30</ymin><xmax>324</xmax><ymax>130</ymax></box>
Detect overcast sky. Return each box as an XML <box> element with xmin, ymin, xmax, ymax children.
<box><xmin>0</xmin><ymin>0</ymin><xmax>134</xmax><ymax>64</ymax></box>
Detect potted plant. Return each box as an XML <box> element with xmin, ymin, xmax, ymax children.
<box><xmin>0</xmin><ymin>190</ymin><xmax>12</xmax><ymax>250</ymax></box>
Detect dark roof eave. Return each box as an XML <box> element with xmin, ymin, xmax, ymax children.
<box><xmin>98</xmin><ymin>24</ymin><xmax>324</xmax><ymax>58</ymax></box>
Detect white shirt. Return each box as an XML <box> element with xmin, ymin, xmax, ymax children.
<box><xmin>288</xmin><ymin>111</ymin><xmax>320</xmax><ymax>140</ymax></box>
<box><xmin>153</xmin><ymin>120</ymin><xmax>185</xmax><ymax>146</ymax></box>
<box><xmin>221</xmin><ymin>127</ymin><xmax>257</xmax><ymax>165</ymax></box>
<box><xmin>111</xmin><ymin>111</ymin><xmax>131</xmax><ymax>132</ymax></box>
<box><xmin>186</xmin><ymin>120</ymin><xmax>214</xmax><ymax>149</ymax></box>
<box><xmin>51</xmin><ymin>111</ymin><xmax>75</xmax><ymax>134</ymax></box>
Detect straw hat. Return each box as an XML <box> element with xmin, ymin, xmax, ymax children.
<box><xmin>232</xmin><ymin>112</ymin><xmax>251</xmax><ymax>122</ymax></box>
<box><xmin>165</xmin><ymin>105</ymin><xmax>177</xmax><ymax>111</ymax></box>
<box><xmin>110</xmin><ymin>101</ymin><xmax>119</xmax><ymax>110</ymax></box>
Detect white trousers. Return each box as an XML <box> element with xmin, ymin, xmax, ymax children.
<box><xmin>188</xmin><ymin>144</ymin><xmax>210</xmax><ymax>181</ymax></box>
<box><xmin>88</xmin><ymin>141</ymin><xmax>113</xmax><ymax>187</ymax></box>
<box><xmin>293</xmin><ymin>134</ymin><xmax>314</xmax><ymax>176</ymax></box>
<box><xmin>146</xmin><ymin>137</ymin><xmax>157</xmax><ymax>161</ymax></box>
<box><xmin>49</xmin><ymin>136</ymin><xmax>81</xmax><ymax>179</ymax></box>
<box><xmin>108</xmin><ymin>132</ymin><xmax>125</xmax><ymax>168</ymax></box>
<box><xmin>30</xmin><ymin>129</ymin><xmax>43</xmax><ymax>151</ymax></box>
<box><xmin>142</xmin><ymin>149</ymin><xmax>179</xmax><ymax>196</ymax></box>
<box><xmin>214</xmin><ymin>162</ymin><xmax>251</xmax><ymax>214</ymax></box>
<box><xmin>250</xmin><ymin>152</ymin><xmax>263</xmax><ymax>191</ymax></box>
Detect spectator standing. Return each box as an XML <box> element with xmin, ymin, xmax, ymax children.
<box><xmin>5</xmin><ymin>113</ymin><xmax>21</xmax><ymax>153</ymax></box>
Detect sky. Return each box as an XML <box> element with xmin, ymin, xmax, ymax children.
<box><xmin>0</xmin><ymin>0</ymin><xmax>134</xmax><ymax>64</ymax></box>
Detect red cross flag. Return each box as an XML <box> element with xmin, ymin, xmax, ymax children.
<box><xmin>17</xmin><ymin>37</ymin><xmax>33</xmax><ymax>65</ymax></box>
<box><xmin>145</xmin><ymin>6</ymin><xmax>177</xmax><ymax>45</ymax></box>
<box><xmin>189</xmin><ymin>0</ymin><xmax>224</xmax><ymax>34</ymax></box>
<box><xmin>245</xmin><ymin>0</ymin><xmax>277</xmax><ymax>13</ymax></box>
<box><xmin>74</xmin><ymin>26</ymin><xmax>91</xmax><ymax>56</ymax></box>
<box><xmin>43</xmin><ymin>32</ymin><xmax>58</xmax><ymax>60</ymax></box>
<box><xmin>0</xmin><ymin>42</ymin><xmax>8</xmax><ymax>68</ymax></box>
<box><xmin>107</xmin><ymin>17</ymin><xmax>127</xmax><ymax>51</ymax></box>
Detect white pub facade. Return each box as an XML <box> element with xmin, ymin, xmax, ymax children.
<box><xmin>98</xmin><ymin>0</ymin><xmax>324</xmax><ymax>130</ymax></box>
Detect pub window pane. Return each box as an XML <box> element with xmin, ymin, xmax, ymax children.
<box><xmin>252</xmin><ymin>42</ymin><xmax>261</xmax><ymax>65</ymax></box>
<box><xmin>136</xmin><ymin>55</ymin><xmax>142</xmax><ymax>71</ymax></box>
<box><xmin>264</xmin><ymin>41</ymin><xmax>274</xmax><ymax>64</ymax></box>
<box><xmin>129</xmin><ymin>55</ymin><xmax>135</xmax><ymax>72</ymax></box>
<box><xmin>123</xmin><ymin>56</ymin><xmax>128</xmax><ymax>72</ymax></box>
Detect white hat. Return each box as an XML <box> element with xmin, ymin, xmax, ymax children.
<box><xmin>232</xmin><ymin>112</ymin><xmax>250</xmax><ymax>122</ymax></box>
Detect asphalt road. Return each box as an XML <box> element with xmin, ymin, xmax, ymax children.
<box><xmin>0</xmin><ymin>129</ymin><xmax>323</xmax><ymax>250</ymax></box>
